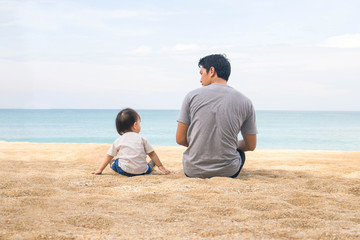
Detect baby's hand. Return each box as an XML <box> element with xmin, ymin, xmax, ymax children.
<box><xmin>91</xmin><ymin>170</ymin><xmax>102</xmax><ymax>175</ymax></box>
<box><xmin>158</xmin><ymin>166</ymin><xmax>170</xmax><ymax>175</ymax></box>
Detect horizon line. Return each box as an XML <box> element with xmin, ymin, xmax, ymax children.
<box><xmin>0</xmin><ymin>108</ymin><xmax>359</xmax><ymax>112</ymax></box>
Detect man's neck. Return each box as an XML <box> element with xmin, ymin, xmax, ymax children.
<box><xmin>212</xmin><ymin>77</ymin><xmax>227</xmax><ymax>85</ymax></box>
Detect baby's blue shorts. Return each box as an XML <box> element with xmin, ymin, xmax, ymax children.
<box><xmin>111</xmin><ymin>158</ymin><xmax>152</xmax><ymax>177</ymax></box>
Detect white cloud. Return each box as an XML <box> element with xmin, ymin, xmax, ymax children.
<box><xmin>173</xmin><ymin>44</ymin><xmax>200</xmax><ymax>51</ymax></box>
<box><xmin>1</xmin><ymin>1</ymin><xmax>360</xmax><ymax>110</ymax></box>
<box><xmin>129</xmin><ymin>45</ymin><xmax>153</xmax><ymax>56</ymax></box>
<box><xmin>1</xmin><ymin>2</ymin><xmax>159</xmax><ymax>36</ymax></box>
<box><xmin>159</xmin><ymin>43</ymin><xmax>232</xmax><ymax>53</ymax></box>
<box><xmin>79</xmin><ymin>9</ymin><xmax>154</xmax><ymax>19</ymax></box>
<box><xmin>172</xmin><ymin>43</ymin><xmax>233</xmax><ymax>52</ymax></box>
<box><xmin>317</xmin><ymin>34</ymin><xmax>360</xmax><ymax>48</ymax></box>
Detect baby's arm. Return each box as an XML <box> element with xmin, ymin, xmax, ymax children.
<box><xmin>91</xmin><ymin>154</ymin><xmax>114</xmax><ymax>175</ymax></box>
<box><xmin>148</xmin><ymin>151</ymin><xmax>170</xmax><ymax>175</ymax></box>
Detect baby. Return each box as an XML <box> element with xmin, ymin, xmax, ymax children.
<box><xmin>91</xmin><ymin>108</ymin><xmax>170</xmax><ymax>176</ymax></box>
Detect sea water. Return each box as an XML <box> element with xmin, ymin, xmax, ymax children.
<box><xmin>0</xmin><ymin>109</ymin><xmax>359</xmax><ymax>151</ymax></box>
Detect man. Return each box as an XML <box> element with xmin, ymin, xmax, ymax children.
<box><xmin>176</xmin><ymin>54</ymin><xmax>257</xmax><ymax>178</ymax></box>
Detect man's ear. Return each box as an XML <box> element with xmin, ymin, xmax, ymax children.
<box><xmin>209</xmin><ymin>67</ymin><xmax>216</xmax><ymax>77</ymax></box>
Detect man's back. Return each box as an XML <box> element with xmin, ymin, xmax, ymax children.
<box><xmin>177</xmin><ymin>83</ymin><xmax>257</xmax><ymax>178</ymax></box>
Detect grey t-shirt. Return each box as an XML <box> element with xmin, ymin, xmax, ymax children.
<box><xmin>178</xmin><ymin>83</ymin><xmax>257</xmax><ymax>178</ymax></box>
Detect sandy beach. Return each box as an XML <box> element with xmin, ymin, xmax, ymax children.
<box><xmin>0</xmin><ymin>142</ymin><xmax>359</xmax><ymax>239</ymax></box>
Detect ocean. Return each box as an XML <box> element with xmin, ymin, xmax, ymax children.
<box><xmin>0</xmin><ymin>109</ymin><xmax>359</xmax><ymax>151</ymax></box>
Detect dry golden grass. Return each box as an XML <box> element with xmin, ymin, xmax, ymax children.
<box><xmin>0</xmin><ymin>142</ymin><xmax>359</xmax><ymax>239</ymax></box>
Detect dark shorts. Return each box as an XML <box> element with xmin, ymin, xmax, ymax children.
<box><xmin>184</xmin><ymin>150</ymin><xmax>246</xmax><ymax>178</ymax></box>
<box><xmin>230</xmin><ymin>150</ymin><xmax>246</xmax><ymax>178</ymax></box>
<box><xmin>111</xmin><ymin>158</ymin><xmax>152</xmax><ymax>177</ymax></box>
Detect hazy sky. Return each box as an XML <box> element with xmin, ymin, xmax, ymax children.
<box><xmin>1</xmin><ymin>0</ymin><xmax>360</xmax><ymax>110</ymax></box>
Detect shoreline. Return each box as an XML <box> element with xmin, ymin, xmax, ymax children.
<box><xmin>1</xmin><ymin>140</ymin><xmax>359</xmax><ymax>152</ymax></box>
<box><xmin>1</xmin><ymin>142</ymin><xmax>359</xmax><ymax>239</ymax></box>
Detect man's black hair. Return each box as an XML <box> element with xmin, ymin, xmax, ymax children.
<box><xmin>115</xmin><ymin>108</ymin><xmax>140</xmax><ymax>135</ymax></box>
<box><xmin>198</xmin><ymin>54</ymin><xmax>231</xmax><ymax>81</ymax></box>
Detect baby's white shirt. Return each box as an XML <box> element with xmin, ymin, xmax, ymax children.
<box><xmin>107</xmin><ymin>132</ymin><xmax>154</xmax><ymax>174</ymax></box>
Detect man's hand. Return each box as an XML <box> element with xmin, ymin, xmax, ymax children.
<box><xmin>158</xmin><ymin>166</ymin><xmax>171</xmax><ymax>175</ymax></box>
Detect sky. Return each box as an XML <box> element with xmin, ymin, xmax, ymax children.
<box><xmin>1</xmin><ymin>0</ymin><xmax>360</xmax><ymax>111</ymax></box>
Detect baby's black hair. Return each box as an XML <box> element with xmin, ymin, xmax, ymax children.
<box><xmin>115</xmin><ymin>108</ymin><xmax>140</xmax><ymax>135</ymax></box>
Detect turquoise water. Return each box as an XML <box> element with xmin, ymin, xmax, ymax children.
<box><xmin>0</xmin><ymin>109</ymin><xmax>359</xmax><ymax>151</ymax></box>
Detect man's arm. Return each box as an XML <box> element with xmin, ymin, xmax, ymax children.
<box><xmin>238</xmin><ymin>134</ymin><xmax>257</xmax><ymax>151</ymax></box>
<box><xmin>176</xmin><ymin>122</ymin><xmax>189</xmax><ymax>147</ymax></box>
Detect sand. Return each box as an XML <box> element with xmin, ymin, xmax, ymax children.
<box><xmin>0</xmin><ymin>142</ymin><xmax>359</xmax><ymax>239</ymax></box>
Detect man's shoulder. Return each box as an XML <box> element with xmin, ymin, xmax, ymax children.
<box><xmin>222</xmin><ymin>84</ymin><xmax>252</xmax><ymax>102</ymax></box>
<box><xmin>186</xmin><ymin>84</ymin><xmax>228</xmax><ymax>96</ymax></box>
<box><xmin>184</xmin><ymin>84</ymin><xmax>252</xmax><ymax>103</ymax></box>
<box><xmin>183</xmin><ymin>87</ymin><xmax>203</xmax><ymax>102</ymax></box>
<box><xmin>186</xmin><ymin>86</ymin><xmax>203</xmax><ymax>95</ymax></box>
